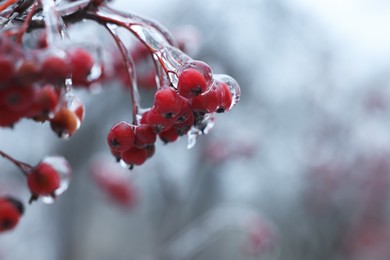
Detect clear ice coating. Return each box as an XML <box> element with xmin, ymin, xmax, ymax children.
<box><xmin>92</xmin><ymin>5</ymin><xmax>241</xmax><ymax>149</ymax></box>
<box><xmin>40</xmin><ymin>156</ymin><xmax>72</xmax><ymax>204</ymax></box>
<box><xmin>55</xmin><ymin>93</ymin><xmax>84</xmax><ymax>139</ymax></box>
<box><xmin>187</xmin><ymin>115</ymin><xmax>215</xmax><ymax>149</ymax></box>
<box><xmin>214</xmin><ymin>74</ymin><xmax>241</xmax><ymax>110</ymax></box>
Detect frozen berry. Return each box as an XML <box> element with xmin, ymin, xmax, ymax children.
<box><xmin>146</xmin><ymin>108</ymin><xmax>175</xmax><ymax>133</ymax></box>
<box><xmin>0</xmin><ymin>106</ymin><xmax>21</xmax><ymax>127</ymax></box>
<box><xmin>1</xmin><ymin>85</ymin><xmax>35</xmax><ymax>112</ymax></box>
<box><xmin>16</xmin><ymin>60</ymin><xmax>41</xmax><ymax>85</ymax></box>
<box><xmin>107</xmin><ymin>121</ymin><xmax>135</xmax><ymax>152</ymax></box>
<box><xmin>159</xmin><ymin>127</ymin><xmax>179</xmax><ymax>143</ymax></box>
<box><xmin>215</xmin><ymin>80</ymin><xmax>233</xmax><ymax>113</ymax></box>
<box><xmin>0</xmin><ymin>197</ymin><xmax>24</xmax><ymax>233</ymax></box>
<box><xmin>50</xmin><ymin>107</ymin><xmax>80</xmax><ymax>137</ymax></box>
<box><xmin>27</xmin><ymin>162</ymin><xmax>61</xmax><ymax>196</ymax></box>
<box><xmin>134</xmin><ymin>124</ymin><xmax>157</xmax><ymax>148</ymax></box>
<box><xmin>121</xmin><ymin>147</ymin><xmax>148</xmax><ymax>166</ymax></box>
<box><xmin>191</xmin><ymin>88</ymin><xmax>219</xmax><ymax>114</ymax></box>
<box><xmin>28</xmin><ymin>84</ymin><xmax>59</xmax><ymax>120</ymax></box>
<box><xmin>41</xmin><ymin>55</ymin><xmax>71</xmax><ymax>83</ymax></box>
<box><xmin>69</xmin><ymin>48</ymin><xmax>94</xmax><ymax>86</ymax></box>
<box><xmin>0</xmin><ymin>57</ymin><xmax>14</xmax><ymax>85</ymax></box>
<box><xmin>177</xmin><ymin>60</ymin><xmax>212</xmax><ymax>98</ymax></box>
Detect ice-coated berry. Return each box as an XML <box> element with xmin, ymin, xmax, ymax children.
<box><xmin>215</xmin><ymin>80</ymin><xmax>233</xmax><ymax>113</ymax></box>
<box><xmin>1</xmin><ymin>85</ymin><xmax>35</xmax><ymax>112</ymax></box>
<box><xmin>41</xmin><ymin>55</ymin><xmax>71</xmax><ymax>83</ymax></box>
<box><xmin>107</xmin><ymin>121</ymin><xmax>135</xmax><ymax>152</ymax></box>
<box><xmin>69</xmin><ymin>48</ymin><xmax>94</xmax><ymax>86</ymax></box>
<box><xmin>177</xmin><ymin>60</ymin><xmax>213</xmax><ymax>98</ymax></box>
<box><xmin>153</xmin><ymin>87</ymin><xmax>182</xmax><ymax>118</ymax></box>
<box><xmin>0</xmin><ymin>57</ymin><xmax>14</xmax><ymax>84</ymax></box>
<box><xmin>146</xmin><ymin>108</ymin><xmax>175</xmax><ymax>133</ymax></box>
<box><xmin>0</xmin><ymin>197</ymin><xmax>24</xmax><ymax>233</ymax></box>
<box><xmin>134</xmin><ymin>124</ymin><xmax>157</xmax><ymax>148</ymax></box>
<box><xmin>159</xmin><ymin>127</ymin><xmax>179</xmax><ymax>143</ymax></box>
<box><xmin>27</xmin><ymin>162</ymin><xmax>61</xmax><ymax>196</ymax></box>
<box><xmin>50</xmin><ymin>107</ymin><xmax>80</xmax><ymax>137</ymax></box>
<box><xmin>121</xmin><ymin>147</ymin><xmax>148</xmax><ymax>166</ymax></box>
<box><xmin>191</xmin><ymin>88</ymin><xmax>219</xmax><ymax>114</ymax></box>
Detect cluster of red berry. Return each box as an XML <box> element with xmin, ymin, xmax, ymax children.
<box><xmin>0</xmin><ymin>35</ymin><xmax>99</xmax><ymax>137</ymax></box>
<box><xmin>0</xmin><ymin>0</ymin><xmax>241</xmax><ymax>234</ymax></box>
<box><xmin>0</xmin><ymin>153</ymin><xmax>71</xmax><ymax>233</ymax></box>
<box><xmin>107</xmin><ymin>60</ymin><xmax>240</xmax><ymax>168</ymax></box>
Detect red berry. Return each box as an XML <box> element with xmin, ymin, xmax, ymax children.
<box><xmin>0</xmin><ymin>57</ymin><xmax>14</xmax><ymax>85</ymax></box>
<box><xmin>153</xmin><ymin>87</ymin><xmax>181</xmax><ymax>118</ymax></box>
<box><xmin>27</xmin><ymin>162</ymin><xmax>61</xmax><ymax>196</ymax></box>
<box><xmin>121</xmin><ymin>147</ymin><xmax>148</xmax><ymax>166</ymax></box>
<box><xmin>50</xmin><ymin>107</ymin><xmax>80</xmax><ymax>137</ymax></box>
<box><xmin>41</xmin><ymin>56</ymin><xmax>71</xmax><ymax>83</ymax></box>
<box><xmin>215</xmin><ymin>80</ymin><xmax>233</xmax><ymax>113</ymax></box>
<box><xmin>159</xmin><ymin>127</ymin><xmax>179</xmax><ymax>143</ymax></box>
<box><xmin>107</xmin><ymin>121</ymin><xmax>135</xmax><ymax>152</ymax></box>
<box><xmin>50</xmin><ymin>96</ymin><xmax>85</xmax><ymax>137</ymax></box>
<box><xmin>146</xmin><ymin>108</ymin><xmax>175</xmax><ymax>133</ymax></box>
<box><xmin>15</xmin><ymin>60</ymin><xmax>41</xmax><ymax>85</ymax></box>
<box><xmin>0</xmin><ymin>106</ymin><xmax>21</xmax><ymax>127</ymax></box>
<box><xmin>1</xmin><ymin>85</ymin><xmax>35</xmax><ymax>112</ymax></box>
<box><xmin>69</xmin><ymin>48</ymin><xmax>94</xmax><ymax>87</ymax></box>
<box><xmin>177</xmin><ymin>60</ymin><xmax>213</xmax><ymax>98</ymax></box>
<box><xmin>191</xmin><ymin>88</ymin><xmax>219</xmax><ymax>114</ymax></box>
<box><xmin>0</xmin><ymin>197</ymin><xmax>23</xmax><ymax>233</ymax></box>
<box><xmin>134</xmin><ymin>124</ymin><xmax>157</xmax><ymax>148</ymax></box>
<box><xmin>173</xmin><ymin>111</ymin><xmax>194</xmax><ymax>135</ymax></box>
<box><xmin>145</xmin><ymin>144</ymin><xmax>155</xmax><ymax>158</ymax></box>
<box><xmin>27</xmin><ymin>84</ymin><xmax>59</xmax><ymax>119</ymax></box>
<box><xmin>173</xmin><ymin>96</ymin><xmax>192</xmax><ymax>124</ymax></box>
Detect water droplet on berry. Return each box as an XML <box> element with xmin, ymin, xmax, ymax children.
<box><xmin>39</xmin><ymin>156</ymin><xmax>72</xmax><ymax>204</ymax></box>
<box><xmin>214</xmin><ymin>74</ymin><xmax>241</xmax><ymax>110</ymax></box>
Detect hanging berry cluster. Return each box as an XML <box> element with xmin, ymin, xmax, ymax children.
<box><xmin>0</xmin><ymin>0</ymin><xmax>240</xmax><ymax>233</ymax></box>
<box><xmin>0</xmin><ymin>36</ymin><xmax>95</xmax><ymax>136</ymax></box>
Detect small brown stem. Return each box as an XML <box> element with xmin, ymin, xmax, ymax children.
<box><xmin>84</xmin><ymin>6</ymin><xmax>175</xmax><ymax>87</ymax></box>
<box><xmin>0</xmin><ymin>150</ymin><xmax>32</xmax><ymax>176</ymax></box>
<box><xmin>16</xmin><ymin>3</ymin><xmax>38</xmax><ymax>43</ymax></box>
<box><xmin>0</xmin><ymin>0</ymin><xmax>18</xmax><ymax>12</ymax></box>
<box><xmin>104</xmin><ymin>23</ymin><xmax>140</xmax><ymax>125</ymax></box>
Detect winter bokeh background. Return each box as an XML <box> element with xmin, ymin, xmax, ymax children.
<box><xmin>2</xmin><ymin>0</ymin><xmax>390</xmax><ymax>259</ymax></box>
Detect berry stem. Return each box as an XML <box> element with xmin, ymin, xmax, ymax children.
<box><xmin>0</xmin><ymin>0</ymin><xmax>18</xmax><ymax>12</ymax></box>
<box><xmin>93</xmin><ymin>4</ymin><xmax>176</xmax><ymax>46</ymax></box>
<box><xmin>16</xmin><ymin>3</ymin><xmax>38</xmax><ymax>43</ymax></box>
<box><xmin>104</xmin><ymin>23</ymin><xmax>140</xmax><ymax>125</ymax></box>
<box><xmin>85</xmin><ymin>6</ymin><xmax>175</xmax><ymax>86</ymax></box>
<box><xmin>0</xmin><ymin>150</ymin><xmax>32</xmax><ymax>176</ymax></box>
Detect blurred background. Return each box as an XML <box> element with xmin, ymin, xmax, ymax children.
<box><xmin>2</xmin><ymin>0</ymin><xmax>390</xmax><ymax>259</ymax></box>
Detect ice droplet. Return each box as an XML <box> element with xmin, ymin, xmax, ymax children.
<box><xmin>187</xmin><ymin>114</ymin><xmax>215</xmax><ymax>149</ymax></box>
<box><xmin>187</xmin><ymin>128</ymin><xmax>199</xmax><ymax>149</ymax></box>
<box><xmin>40</xmin><ymin>156</ymin><xmax>72</xmax><ymax>204</ymax></box>
<box><xmin>214</xmin><ymin>74</ymin><xmax>241</xmax><ymax>110</ymax></box>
